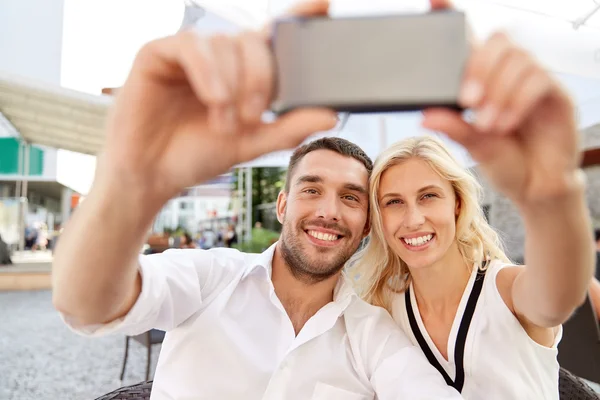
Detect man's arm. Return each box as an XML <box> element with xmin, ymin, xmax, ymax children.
<box><xmin>52</xmin><ymin>180</ymin><xmax>161</xmax><ymax>326</ymax></box>
<box><xmin>53</xmin><ymin>2</ymin><xmax>335</xmax><ymax>328</ymax></box>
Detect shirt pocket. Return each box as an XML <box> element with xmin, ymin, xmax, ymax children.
<box><xmin>311</xmin><ymin>382</ymin><xmax>371</xmax><ymax>400</ymax></box>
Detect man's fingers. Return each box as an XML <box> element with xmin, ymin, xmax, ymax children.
<box><xmin>237</xmin><ymin>108</ymin><xmax>337</xmax><ymax>162</ymax></box>
<box><xmin>208</xmin><ymin>34</ymin><xmax>240</xmax><ymax>102</ymax></box>
<box><xmin>135</xmin><ymin>31</ymin><xmax>230</xmax><ymax>108</ymax></box>
<box><xmin>208</xmin><ymin>34</ymin><xmax>241</xmax><ymax>133</ymax></box>
<box><xmin>238</xmin><ymin>31</ymin><xmax>275</xmax><ymax>126</ymax></box>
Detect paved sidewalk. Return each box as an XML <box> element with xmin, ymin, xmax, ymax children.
<box><xmin>0</xmin><ymin>290</ymin><xmax>160</xmax><ymax>400</ymax></box>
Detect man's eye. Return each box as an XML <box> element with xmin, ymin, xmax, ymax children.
<box><xmin>343</xmin><ymin>195</ymin><xmax>358</xmax><ymax>202</ymax></box>
<box><xmin>304</xmin><ymin>189</ymin><xmax>318</xmax><ymax>194</ymax></box>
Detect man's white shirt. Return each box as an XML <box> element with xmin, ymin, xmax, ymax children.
<box><xmin>64</xmin><ymin>244</ymin><xmax>462</xmax><ymax>399</ymax></box>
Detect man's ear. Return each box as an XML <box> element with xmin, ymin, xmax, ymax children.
<box><xmin>276</xmin><ymin>190</ymin><xmax>287</xmax><ymax>224</ymax></box>
<box><xmin>362</xmin><ymin>216</ymin><xmax>371</xmax><ymax>239</ymax></box>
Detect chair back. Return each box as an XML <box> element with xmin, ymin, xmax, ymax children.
<box><xmin>558</xmin><ymin>296</ymin><xmax>600</xmax><ymax>384</ymax></box>
<box><xmin>559</xmin><ymin>368</ymin><xmax>599</xmax><ymax>400</ymax></box>
<box><xmin>95</xmin><ymin>381</ymin><xmax>153</xmax><ymax>400</ymax></box>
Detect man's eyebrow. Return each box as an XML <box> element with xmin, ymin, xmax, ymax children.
<box><xmin>344</xmin><ymin>183</ymin><xmax>367</xmax><ymax>195</ymax></box>
<box><xmin>295</xmin><ymin>175</ymin><xmax>323</xmax><ymax>185</ymax></box>
<box><xmin>295</xmin><ymin>175</ymin><xmax>367</xmax><ymax>195</ymax></box>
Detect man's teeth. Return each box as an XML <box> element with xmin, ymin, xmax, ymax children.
<box><xmin>403</xmin><ymin>234</ymin><xmax>433</xmax><ymax>246</ymax></box>
<box><xmin>308</xmin><ymin>230</ymin><xmax>339</xmax><ymax>241</ymax></box>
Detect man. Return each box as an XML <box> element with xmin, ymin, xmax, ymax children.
<box><xmin>52</xmin><ymin>1</ymin><xmax>462</xmax><ymax>398</ymax></box>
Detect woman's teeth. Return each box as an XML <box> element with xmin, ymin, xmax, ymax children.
<box><xmin>403</xmin><ymin>234</ymin><xmax>433</xmax><ymax>246</ymax></box>
<box><xmin>308</xmin><ymin>230</ymin><xmax>339</xmax><ymax>241</ymax></box>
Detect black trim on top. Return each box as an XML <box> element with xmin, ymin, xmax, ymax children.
<box><xmin>405</xmin><ymin>262</ymin><xmax>488</xmax><ymax>393</ymax></box>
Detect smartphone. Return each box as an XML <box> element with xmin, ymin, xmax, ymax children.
<box><xmin>270</xmin><ymin>11</ymin><xmax>469</xmax><ymax>114</ymax></box>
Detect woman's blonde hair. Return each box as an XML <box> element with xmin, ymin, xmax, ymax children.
<box><xmin>352</xmin><ymin>135</ymin><xmax>510</xmax><ymax>313</ymax></box>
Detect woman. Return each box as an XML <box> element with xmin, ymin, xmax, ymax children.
<box><xmin>353</xmin><ymin>30</ymin><xmax>595</xmax><ymax>400</ymax></box>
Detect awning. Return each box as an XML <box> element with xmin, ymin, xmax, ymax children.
<box><xmin>0</xmin><ymin>71</ymin><xmax>111</xmax><ymax>156</ymax></box>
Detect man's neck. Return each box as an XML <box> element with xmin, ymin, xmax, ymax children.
<box><xmin>410</xmin><ymin>242</ymin><xmax>472</xmax><ymax>319</ymax></box>
<box><xmin>271</xmin><ymin>244</ymin><xmax>340</xmax><ymax>335</ymax></box>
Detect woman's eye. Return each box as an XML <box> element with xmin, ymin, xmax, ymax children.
<box><xmin>385</xmin><ymin>199</ymin><xmax>401</xmax><ymax>206</ymax></box>
<box><xmin>422</xmin><ymin>193</ymin><xmax>438</xmax><ymax>199</ymax></box>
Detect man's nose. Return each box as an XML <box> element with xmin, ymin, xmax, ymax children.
<box><xmin>315</xmin><ymin>194</ymin><xmax>341</xmax><ymax>221</ymax></box>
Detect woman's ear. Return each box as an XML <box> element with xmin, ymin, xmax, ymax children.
<box><xmin>455</xmin><ymin>196</ymin><xmax>461</xmax><ymax>218</ymax></box>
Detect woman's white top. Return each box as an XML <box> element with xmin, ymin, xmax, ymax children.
<box><xmin>391</xmin><ymin>260</ymin><xmax>562</xmax><ymax>400</ymax></box>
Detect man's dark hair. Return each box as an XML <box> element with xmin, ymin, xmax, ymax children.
<box><xmin>284</xmin><ymin>137</ymin><xmax>373</xmax><ymax>192</ymax></box>
<box><xmin>595</xmin><ymin>229</ymin><xmax>600</xmax><ymax>243</ymax></box>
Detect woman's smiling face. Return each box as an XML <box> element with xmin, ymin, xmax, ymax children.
<box><xmin>378</xmin><ymin>158</ymin><xmax>459</xmax><ymax>271</ymax></box>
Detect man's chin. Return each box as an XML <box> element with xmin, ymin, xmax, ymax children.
<box><xmin>295</xmin><ymin>260</ymin><xmax>344</xmax><ymax>282</ymax></box>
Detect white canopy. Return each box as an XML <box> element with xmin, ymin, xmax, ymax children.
<box><xmin>0</xmin><ymin>71</ymin><xmax>111</xmax><ymax>155</ymax></box>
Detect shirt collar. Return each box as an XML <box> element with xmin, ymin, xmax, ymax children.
<box><xmin>242</xmin><ymin>242</ymin><xmax>278</xmax><ymax>280</ymax></box>
<box><xmin>243</xmin><ymin>242</ymin><xmax>358</xmax><ymax>309</ymax></box>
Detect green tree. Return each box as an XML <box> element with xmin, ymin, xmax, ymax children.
<box><xmin>234</xmin><ymin>167</ymin><xmax>286</xmax><ymax>232</ymax></box>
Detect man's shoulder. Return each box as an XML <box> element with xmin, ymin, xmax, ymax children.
<box><xmin>345</xmin><ymin>296</ymin><xmax>400</xmax><ymax>335</ymax></box>
<box><xmin>343</xmin><ymin>295</ymin><xmax>415</xmax><ymax>375</ymax></box>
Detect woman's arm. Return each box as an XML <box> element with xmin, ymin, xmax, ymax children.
<box><xmin>511</xmin><ymin>175</ymin><xmax>595</xmax><ymax>328</ymax></box>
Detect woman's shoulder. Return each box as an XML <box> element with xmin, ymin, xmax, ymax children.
<box><xmin>482</xmin><ymin>259</ymin><xmax>522</xmax><ymax>311</ymax></box>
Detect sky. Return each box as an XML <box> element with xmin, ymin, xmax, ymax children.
<box><xmin>61</xmin><ymin>0</ymin><xmax>186</xmax><ymax>95</ymax></box>
<box><xmin>60</xmin><ymin>0</ymin><xmax>600</xmax><ymax>96</ymax></box>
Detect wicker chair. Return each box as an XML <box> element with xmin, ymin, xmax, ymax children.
<box><xmin>94</xmin><ymin>368</ymin><xmax>598</xmax><ymax>400</ymax></box>
<box><xmin>94</xmin><ymin>381</ymin><xmax>153</xmax><ymax>400</ymax></box>
<box><xmin>120</xmin><ymin>329</ymin><xmax>165</xmax><ymax>382</ymax></box>
<box><xmin>558</xmin><ymin>295</ymin><xmax>600</xmax><ymax>384</ymax></box>
<box><xmin>559</xmin><ymin>368</ymin><xmax>600</xmax><ymax>399</ymax></box>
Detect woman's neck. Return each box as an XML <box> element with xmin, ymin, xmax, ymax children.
<box><xmin>409</xmin><ymin>243</ymin><xmax>472</xmax><ymax>317</ymax></box>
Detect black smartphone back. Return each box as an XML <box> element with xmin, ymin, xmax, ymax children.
<box><xmin>271</xmin><ymin>11</ymin><xmax>469</xmax><ymax>114</ymax></box>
